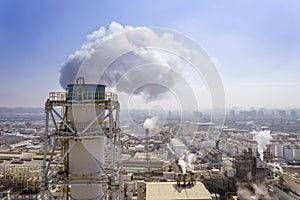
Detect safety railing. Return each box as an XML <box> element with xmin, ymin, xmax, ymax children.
<box><xmin>49</xmin><ymin>92</ymin><xmax>66</xmax><ymax>102</ymax></box>
<box><xmin>49</xmin><ymin>92</ymin><xmax>118</xmax><ymax>103</ymax></box>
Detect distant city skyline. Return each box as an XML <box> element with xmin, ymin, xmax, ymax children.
<box><xmin>0</xmin><ymin>1</ymin><xmax>300</xmax><ymax>108</ymax></box>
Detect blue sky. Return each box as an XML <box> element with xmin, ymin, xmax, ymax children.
<box><xmin>0</xmin><ymin>0</ymin><xmax>300</xmax><ymax>108</ymax></box>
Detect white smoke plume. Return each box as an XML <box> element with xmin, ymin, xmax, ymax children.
<box><xmin>178</xmin><ymin>155</ymin><xmax>187</xmax><ymax>174</ymax></box>
<box><xmin>143</xmin><ymin>116</ymin><xmax>158</xmax><ymax>129</ymax></box>
<box><xmin>237</xmin><ymin>186</ymin><xmax>256</xmax><ymax>200</ymax></box>
<box><xmin>186</xmin><ymin>153</ymin><xmax>195</xmax><ymax>171</ymax></box>
<box><xmin>237</xmin><ymin>182</ymin><xmax>276</xmax><ymax>200</ymax></box>
<box><xmin>252</xmin><ymin>183</ymin><xmax>272</xmax><ymax>199</ymax></box>
<box><xmin>178</xmin><ymin>152</ymin><xmax>195</xmax><ymax>174</ymax></box>
<box><xmin>253</xmin><ymin>130</ymin><xmax>272</xmax><ymax>161</ymax></box>
<box><xmin>59</xmin><ymin>22</ymin><xmax>192</xmax><ymax>100</ymax></box>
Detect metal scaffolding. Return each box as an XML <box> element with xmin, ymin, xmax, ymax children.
<box><xmin>41</xmin><ymin>79</ymin><xmax>122</xmax><ymax>200</ymax></box>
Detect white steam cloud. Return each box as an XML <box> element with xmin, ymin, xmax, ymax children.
<box><xmin>178</xmin><ymin>152</ymin><xmax>195</xmax><ymax>174</ymax></box>
<box><xmin>59</xmin><ymin>22</ymin><xmax>192</xmax><ymax>100</ymax></box>
<box><xmin>178</xmin><ymin>156</ymin><xmax>187</xmax><ymax>174</ymax></box>
<box><xmin>253</xmin><ymin>130</ymin><xmax>272</xmax><ymax>161</ymax></box>
<box><xmin>237</xmin><ymin>182</ymin><xmax>274</xmax><ymax>200</ymax></box>
<box><xmin>143</xmin><ymin>116</ymin><xmax>158</xmax><ymax>129</ymax></box>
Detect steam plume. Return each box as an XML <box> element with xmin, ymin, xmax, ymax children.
<box><xmin>143</xmin><ymin>116</ymin><xmax>158</xmax><ymax>129</ymax></box>
<box><xmin>59</xmin><ymin>22</ymin><xmax>192</xmax><ymax>100</ymax></box>
<box><xmin>237</xmin><ymin>182</ymin><xmax>275</xmax><ymax>200</ymax></box>
<box><xmin>178</xmin><ymin>152</ymin><xmax>195</xmax><ymax>174</ymax></box>
<box><xmin>253</xmin><ymin>130</ymin><xmax>272</xmax><ymax>161</ymax></box>
<box><xmin>178</xmin><ymin>155</ymin><xmax>187</xmax><ymax>174</ymax></box>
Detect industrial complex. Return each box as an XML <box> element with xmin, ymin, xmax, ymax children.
<box><xmin>0</xmin><ymin>77</ymin><xmax>299</xmax><ymax>199</ymax></box>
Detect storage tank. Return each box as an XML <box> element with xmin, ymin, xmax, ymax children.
<box><xmin>284</xmin><ymin>146</ymin><xmax>293</xmax><ymax>161</ymax></box>
<box><xmin>276</xmin><ymin>144</ymin><xmax>284</xmax><ymax>158</ymax></box>
<box><xmin>135</xmin><ymin>144</ymin><xmax>145</xmax><ymax>152</ymax></box>
<box><xmin>270</xmin><ymin>144</ymin><xmax>276</xmax><ymax>157</ymax></box>
<box><xmin>294</xmin><ymin>147</ymin><xmax>300</xmax><ymax>161</ymax></box>
<box><xmin>20</xmin><ymin>153</ymin><xmax>33</xmax><ymax>161</ymax></box>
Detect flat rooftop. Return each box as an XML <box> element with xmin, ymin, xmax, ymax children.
<box><xmin>145</xmin><ymin>181</ymin><xmax>212</xmax><ymax>200</ymax></box>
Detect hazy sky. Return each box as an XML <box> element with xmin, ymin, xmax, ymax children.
<box><xmin>0</xmin><ymin>0</ymin><xmax>300</xmax><ymax>108</ymax></box>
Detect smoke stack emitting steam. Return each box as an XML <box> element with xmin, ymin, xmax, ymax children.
<box><xmin>178</xmin><ymin>153</ymin><xmax>195</xmax><ymax>174</ymax></box>
<box><xmin>143</xmin><ymin>116</ymin><xmax>158</xmax><ymax>129</ymax></box>
<box><xmin>253</xmin><ymin>130</ymin><xmax>272</xmax><ymax>161</ymax></box>
<box><xmin>59</xmin><ymin>22</ymin><xmax>193</xmax><ymax>101</ymax></box>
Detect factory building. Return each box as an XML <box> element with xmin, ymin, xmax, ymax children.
<box><xmin>234</xmin><ymin>148</ymin><xmax>268</xmax><ymax>182</ymax></box>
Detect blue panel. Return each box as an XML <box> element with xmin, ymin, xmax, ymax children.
<box><xmin>67</xmin><ymin>84</ymin><xmax>106</xmax><ymax>101</ymax></box>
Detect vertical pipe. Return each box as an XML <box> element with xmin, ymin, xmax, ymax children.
<box><xmin>146</xmin><ymin>129</ymin><xmax>150</xmax><ymax>174</ymax></box>
<box><xmin>109</xmin><ymin>105</ymin><xmax>116</xmax><ymax>200</ymax></box>
<box><xmin>65</xmin><ymin>139</ymin><xmax>69</xmax><ymax>200</ymax></box>
<box><xmin>116</xmin><ymin>108</ymin><xmax>123</xmax><ymax>200</ymax></box>
<box><xmin>41</xmin><ymin>102</ymin><xmax>49</xmax><ymax>200</ymax></box>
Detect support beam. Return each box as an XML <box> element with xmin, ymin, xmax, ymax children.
<box><xmin>41</xmin><ymin>107</ymin><xmax>50</xmax><ymax>200</ymax></box>
<box><xmin>52</xmin><ymin>108</ymin><xmax>76</xmax><ymax>133</ymax></box>
<box><xmin>49</xmin><ymin>109</ymin><xmax>58</xmax><ymax>131</ymax></box>
<box><xmin>46</xmin><ymin>138</ymin><xmax>58</xmax><ymax>174</ymax></box>
<box><xmin>48</xmin><ymin>140</ymin><xmax>76</xmax><ymax>180</ymax></box>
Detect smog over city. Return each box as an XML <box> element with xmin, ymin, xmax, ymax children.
<box><xmin>0</xmin><ymin>1</ymin><xmax>300</xmax><ymax>200</ymax></box>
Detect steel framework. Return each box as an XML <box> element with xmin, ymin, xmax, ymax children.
<box><xmin>41</xmin><ymin>89</ymin><xmax>123</xmax><ymax>200</ymax></box>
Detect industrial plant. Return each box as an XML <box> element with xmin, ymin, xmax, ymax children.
<box><xmin>0</xmin><ymin>78</ymin><xmax>299</xmax><ymax>199</ymax></box>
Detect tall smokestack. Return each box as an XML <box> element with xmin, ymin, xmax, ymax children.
<box><xmin>145</xmin><ymin>128</ymin><xmax>150</xmax><ymax>173</ymax></box>
<box><xmin>42</xmin><ymin>77</ymin><xmax>121</xmax><ymax>199</ymax></box>
<box><xmin>143</xmin><ymin>117</ymin><xmax>158</xmax><ymax>179</ymax></box>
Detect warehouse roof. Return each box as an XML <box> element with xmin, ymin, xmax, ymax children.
<box><xmin>145</xmin><ymin>181</ymin><xmax>212</xmax><ymax>200</ymax></box>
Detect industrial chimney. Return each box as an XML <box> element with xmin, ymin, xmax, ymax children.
<box><xmin>41</xmin><ymin>77</ymin><xmax>122</xmax><ymax>200</ymax></box>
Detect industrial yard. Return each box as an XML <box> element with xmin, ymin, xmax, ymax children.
<box><xmin>0</xmin><ymin>79</ymin><xmax>299</xmax><ymax>199</ymax></box>
<box><xmin>1</xmin><ymin>0</ymin><xmax>300</xmax><ymax>199</ymax></box>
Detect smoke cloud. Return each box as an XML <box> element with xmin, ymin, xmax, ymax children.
<box><xmin>58</xmin><ymin>21</ymin><xmax>226</xmax><ymax>137</ymax></box>
<box><xmin>178</xmin><ymin>152</ymin><xmax>195</xmax><ymax>174</ymax></box>
<box><xmin>59</xmin><ymin>22</ymin><xmax>192</xmax><ymax>100</ymax></box>
<box><xmin>237</xmin><ymin>182</ymin><xmax>276</xmax><ymax>200</ymax></box>
<box><xmin>253</xmin><ymin>130</ymin><xmax>272</xmax><ymax>161</ymax></box>
<box><xmin>143</xmin><ymin>116</ymin><xmax>158</xmax><ymax>129</ymax></box>
<box><xmin>178</xmin><ymin>156</ymin><xmax>187</xmax><ymax>174</ymax></box>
